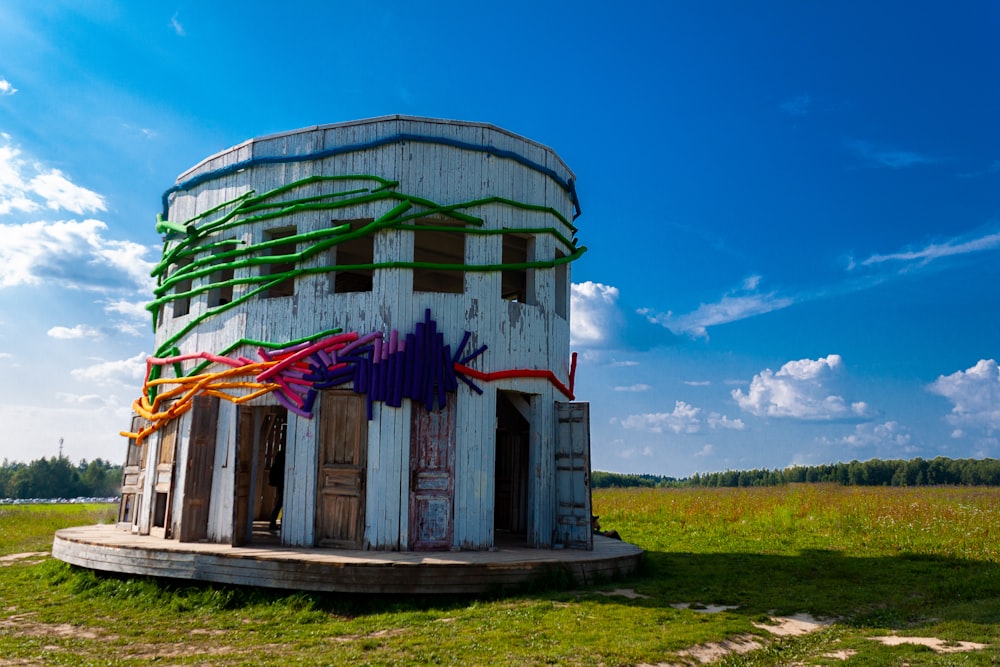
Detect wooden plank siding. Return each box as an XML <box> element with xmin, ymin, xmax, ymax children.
<box><xmin>142</xmin><ymin>117</ymin><xmax>580</xmax><ymax>553</ymax></box>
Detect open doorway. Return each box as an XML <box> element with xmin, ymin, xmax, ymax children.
<box><xmin>233</xmin><ymin>405</ymin><xmax>287</xmax><ymax>546</ymax></box>
<box><xmin>494</xmin><ymin>391</ymin><xmax>531</xmax><ymax>545</ymax></box>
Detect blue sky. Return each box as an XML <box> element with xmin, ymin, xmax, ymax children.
<box><xmin>0</xmin><ymin>2</ymin><xmax>998</xmax><ymax>477</ymax></box>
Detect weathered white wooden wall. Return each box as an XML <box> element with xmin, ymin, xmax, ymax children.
<box><xmin>153</xmin><ymin>116</ymin><xmax>577</xmax><ymax>551</ymax></box>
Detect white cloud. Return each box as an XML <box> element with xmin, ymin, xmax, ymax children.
<box><xmin>928</xmin><ymin>359</ymin><xmax>1000</xmax><ymax>435</ymax></box>
<box><xmin>571</xmin><ymin>281</ymin><xmax>622</xmax><ymax>347</ymax></box>
<box><xmin>610</xmin><ymin>359</ymin><xmax>639</xmax><ymax>367</ymax></box>
<box><xmin>29</xmin><ymin>170</ymin><xmax>106</xmax><ymax>215</ymax></box>
<box><xmin>614</xmin><ymin>384</ymin><xmax>651</xmax><ymax>392</ymax></box>
<box><xmin>857</xmin><ymin>230</ymin><xmax>1000</xmax><ymax>272</ymax></box>
<box><xmin>732</xmin><ymin>354</ymin><xmax>869</xmax><ymax>420</ymax></box>
<box><xmin>104</xmin><ymin>298</ymin><xmax>153</xmax><ymax>320</ymax></box>
<box><xmin>694</xmin><ymin>444</ymin><xmax>715</xmax><ymax>458</ymax></box>
<box><xmin>0</xmin><ymin>78</ymin><xmax>16</xmax><ymax>96</ymax></box>
<box><xmin>707</xmin><ymin>413</ymin><xmax>745</xmax><ymax>430</ymax></box>
<box><xmin>0</xmin><ymin>142</ymin><xmax>105</xmax><ymax>215</ymax></box>
<box><xmin>0</xmin><ymin>219</ymin><xmax>155</xmax><ymax>292</ymax></box>
<box><xmin>0</xmin><ymin>352</ymin><xmax>13</xmax><ymax>360</ymax></box>
<box><xmin>618</xmin><ymin>400</ymin><xmax>703</xmax><ymax>434</ymax></box>
<box><xmin>70</xmin><ymin>351</ymin><xmax>148</xmax><ymax>387</ymax></box>
<box><xmin>848</xmin><ymin>139</ymin><xmax>939</xmax><ymax>169</ymax></box>
<box><xmin>641</xmin><ymin>276</ymin><xmax>793</xmax><ymax>339</ymax></box>
<box><xmin>821</xmin><ymin>420</ymin><xmax>913</xmax><ymax>450</ymax></box>
<box><xmin>571</xmin><ymin>281</ymin><xmax>675</xmax><ymax>350</ymax></box>
<box><xmin>684</xmin><ymin>380</ymin><xmax>711</xmax><ymax>387</ymax></box>
<box><xmin>48</xmin><ymin>324</ymin><xmax>102</xmax><ymax>340</ymax></box>
<box><xmin>170</xmin><ymin>13</ymin><xmax>186</xmax><ymax>36</ymax></box>
<box><xmin>55</xmin><ymin>392</ymin><xmax>114</xmax><ymax>408</ymax></box>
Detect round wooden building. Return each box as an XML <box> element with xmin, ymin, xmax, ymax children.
<box><xmin>54</xmin><ymin>116</ymin><xmax>642</xmax><ymax>592</ymax></box>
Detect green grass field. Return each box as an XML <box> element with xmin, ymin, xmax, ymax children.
<box><xmin>1</xmin><ymin>485</ymin><xmax>999</xmax><ymax>665</ymax></box>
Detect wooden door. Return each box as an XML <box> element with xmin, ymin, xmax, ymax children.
<box><xmin>150</xmin><ymin>416</ymin><xmax>178</xmax><ymax>538</ymax></box>
<box><xmin>554</xmin><ymin>402</ymin><xmax>593</xmax><ymax>550</ymax></box>
<box><xmin>316</xmin><ymin>391</ymin><xmax>367</xmax><ymax>548</ymax></box>
<box><xmin>233</xmin><ymin>405</ymin><xmax>254</xmax><ymax>546</ymax></box>
<box><xmin>179</xmin><ymin>396</ymin><xmax>218</xmax><ymax>542</ymax></box>
<box><xmin>408</xmin><ymin>399</ymin><xmax>455</xmax><ymax>551</ymax></box>
<box><xmin>118</xmin><ymin>415</ymin><xmax>149</xmax><ymax>531</ymax></box>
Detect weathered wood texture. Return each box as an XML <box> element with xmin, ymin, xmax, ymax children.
<box><xmin>142</xmin><ymin>116</ymin><xmax>581</xmax><ymax>552</ymax></box>
<box><xmin>53</xmin><ymin>526</ymin><xmax>639</xmax><ymax>595</ymax></box>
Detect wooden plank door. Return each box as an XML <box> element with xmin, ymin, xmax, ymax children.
<box><xmin>233</xmin><ymin>405</ymin><xmax>254</xmax><ymax>546</ymax></box>
<box><xmin>118</xmin><ymin>415</ymin><xmax>149</xmax><ymax>531</ymax></box>
<box><xmin>150</xmin><ymin>416</ymin><xmax>179</xmax><ymax>538</ymax></box>
<box><xmin>554</xmin><ymin>402</ymin><xmax>593</xmax><ymax>550</ymax></box>
<box><xmin>179</xmin><ymin>396</ymin><xmax>219</xmax><ymax>542</ymax></box>
<box><xmin>316</xmin><ymin>391</ymin><xmax>367</xmax><ymax>548</ymax></box>
<box><xmin>408</xmin><ymin>399</ymin><xmax>455</xmax><ymax>551</ymax></box>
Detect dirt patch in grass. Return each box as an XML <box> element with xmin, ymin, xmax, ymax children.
<box><xmin>0</xmin><ymin>613</ymin><xmax>113</xmax><ymax>641</ymax></box>
<box><xmin>675</xmin><ymin>635</ymin><xmax>764</xmax><ymax>664</ymax></box>
<box><xmin>670</xmin><ymin>602</ymin><xmax>739</xmax><ymax>613</ymax></box>
<box><xmin>870</xmin><ymin>635</ymin><xmax>988</xmax><ymax>653</ymax></box>
<box><xmin>753</xmin><ymin>612</ymin><xmax>835</xmax><ymax>636</ymax></box>
<box><xmin>596</xmin><ymin>588</ymin><xmax>651</xmax><ymax>600</ymax></box>
<box><xmin>0</xmin><ymin>553</ymin><xmax>47</xmax><ymax>567</ymax></box>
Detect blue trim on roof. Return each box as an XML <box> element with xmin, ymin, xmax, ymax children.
<box><xmin>162</xmin><ymin>132</ymin><xmax>582</xmax><ymax>220</ymax></box>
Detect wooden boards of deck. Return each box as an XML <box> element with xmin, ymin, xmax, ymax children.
<box><xmin>52</xmin><ymin>525</ymin><xmax>640</xmax><ymax>595</ymax></box>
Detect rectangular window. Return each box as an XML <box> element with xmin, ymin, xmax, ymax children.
<box><xmin>264</xmin><ymin>228</ymin><xmax>296</xmax><ymax>299</ymax></box>
<box><xmin>331</xmin><ymin>220</ymin><xmax>374</xmax><ymax>293</ymax></box>
<box><xmin>207</xmin><ymin>241</ymin><xmax>235</xmax><ymax>308</ymax></box>
<box><xmin>501</xmin><ymin>234</ymin><xmax>532</xmax><ymax>303</ymax></box>
<box><xmin>554</xmin><ymin>249</ymin><xmax>568</xmax><ymax>319</ymax></box>
<box><xmin>172</xmin><ymin>258</ymin><xmax>192</xmax><ymax>318</ymax></box>
<box><xmin>413</xmin><ymin>223</ymin><xmax>465</xmax><ymax>294</ymax></box>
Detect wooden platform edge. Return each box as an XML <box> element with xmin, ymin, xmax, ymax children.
<box><xmin>52</xmin><ymin>526</ymin><xmax>642</xmax><ymax>595</ymax></box>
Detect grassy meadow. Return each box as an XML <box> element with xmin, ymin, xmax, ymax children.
<box><xmin>1</xmin><ymin>485</ymin><xmax>999</xmax><ymax>665</ymax></box>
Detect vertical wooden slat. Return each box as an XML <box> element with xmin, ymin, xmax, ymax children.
<box><xmin>179</xmin><ymin>396</ymin><xmax>219</xmax><ymax>542</ymax></box>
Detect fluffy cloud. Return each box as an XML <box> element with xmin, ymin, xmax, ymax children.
<box><xmin>618</xmin><ymin>400</ymin><xmax>702</xmax><ymax>434</ymax></box>
<box><xmin>0</xmin><ymin>143</ymin><xmax>105</xmax><ymax>215</ymax></box>
<box><xmin>928</xmin><ymin>359</ymin><xmax>1000</xmax><ymax>435</ymax></box>
<box><xmin>0</xmin><ymin>78</ymin><xmax>15</xmax><ymax>96</ymax></box>
<box><xmin>641</xmin><ymin>275</ymin><xmax>793</xmax><ymax>339</ymax></box>
<box><xmin>70</xmin><ymin>352</ymin><xmax>148</xmax><ymax>387</ymax></box>
<box><xmin>571</xmin><ymin>281</ymin><xmax>621</xmax><ymax>347</ymax></box>
<box><xmin>707</xmin><ymin>413</ymin><xmax>746</xmax><ymax>430</ymax></box>
<box><xmin>571</xmin><ymin>281</ymin><xmax>676</xmax><ymax>350</ymax></box>
<box><xmin>733</xmin><ymin>354</ymin><xmax>869</xmax><ymax>420</ymax></box>
<box><xmin>614</xmin><ymin>384</ymin><xmax>651</xmax><ymax>392</ymax></box>
<box><xmin>0</xmin><ymin>219</ymin><xmax>155</xmax><ymax>292</ymax></box>
<box><xmin>48</xmin><ymin>324</ymin><xmax>103</xmax><ymax>340</ymax></box>
<box><xmin>821</xmin><ymin>420</ymin><xmax>914</xmax><ymax>450</ymax></box>
<box><xmin>616</xmin><ymin>400</ymin><xmax>744</xmax><ymax>434</ymax></box>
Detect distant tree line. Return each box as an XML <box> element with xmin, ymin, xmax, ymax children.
<box><xmin>593</xmin><ymin>457</ymin><xmax>1000</xmax><ymax>489</ymax></box>
<box><xmin>0</xmin><ymin>457</ymin><xmax>122</xmax><ymax>499</ymax></box>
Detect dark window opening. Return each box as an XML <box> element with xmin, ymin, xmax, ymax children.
<box><xmin>264</xmin><ymin>228</ymin><xmax>296</xmax><ymax>299</ymax></box>
<box><xmin>208</xmin><ymin>241</ymin><xmax>235</xmax><ymax>307</ymax></box>
<box><xmin>554</xmin><ymin>249</ymin><xmax>568</xmax><ymax>319</ymax></box>
<box><xmin>502</xmin><ymin>234</ymin><xmax>531</xmax><ymax>303</ymax></box>
<box><xmin>413</xmin><ymin>225</ymin><xmax>465</xmax><ymax>294</ymax></box>
<box><xmin>172</xmin><ymin>258</ymin><xmax>192</xmax><ymax>318</ymax></box>
<box><xmin>332</xmin><ymin>220</ymin><xmax>374</xmax><ymax>293</ymax></box>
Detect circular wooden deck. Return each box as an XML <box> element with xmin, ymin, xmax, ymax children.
<box><xmin>52</xmin><ymin>525</ymin><xmax>642</xmax><ymax>595</ymax></box>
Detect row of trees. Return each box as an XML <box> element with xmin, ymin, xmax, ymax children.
<box><xmin>0</xmin><ymin>457</ymin><xmax>122</xmax><ymax>500</ymax></box>
<box><xmin>593</xmin><ymin>457</ymin><xmax>1000</xmax><ymax>489</ymax></box>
